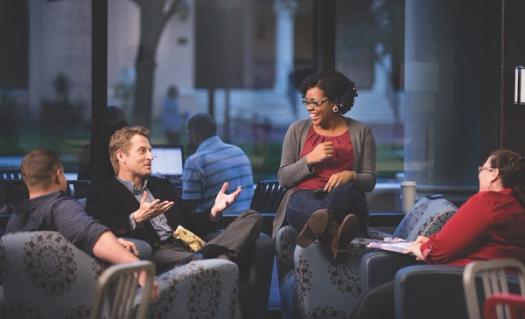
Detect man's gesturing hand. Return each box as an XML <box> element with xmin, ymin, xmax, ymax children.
<box><xmin>132</xmin><ymin>191</ymin><xmax>174</xmax><ymax>223</ymax></box>
<box><xmin>210</xmin><ymin>182</ymin><xmax>242</xmax><ymax>220</ymax></box>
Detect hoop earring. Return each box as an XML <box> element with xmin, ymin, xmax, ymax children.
<box><xmin>332</xmin><ymin>105</ymin><xmax>339</xmax><ymax>113</ymax></box>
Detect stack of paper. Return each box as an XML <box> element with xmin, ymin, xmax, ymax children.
<box><xmin>367</xmin><ymin>238</ymin><xmax>413</xmax><ymax>254</ymax></box>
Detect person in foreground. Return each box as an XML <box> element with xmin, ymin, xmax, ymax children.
<box><xmin>85</xmin><ymin>126</ymin><xmax>262</xmax><ymax>274</ymax></box>
<box><xmin>182</xmin><ymin>113</ymin><xmax>254</xmax><ymax>216</ymax></box>
<box><xmin>4</xmin><ymin>149</ymin><xmax>159</xmax><ymax>299</ymax></box>
<box><xmin>273</xmin><ymin>70</ymin><xmax>376</xmax><ymax>262</ymax></box>
<box><xmin>351</xmin><ymin>149</ymin><xmax>525</xmax><ymax>319</ymax></box>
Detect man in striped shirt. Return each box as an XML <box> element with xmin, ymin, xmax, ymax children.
<box><xmin>182</xmin><ymin>113</ymin><xmax>254</xmax><ymax>216</ymax></box>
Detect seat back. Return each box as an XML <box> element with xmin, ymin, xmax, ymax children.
<box><xmin>0</xmin><ymin>169</ymin><xmax>22</xmax><ymax>181</ymax></box>
<box><xmin>250</xmin><ymin>180</ymin><xmax>286</xmax><ymax>214</ymax></box>
<box><xmin>92</xmin><ymin>260</ymin><xmax>156</xmax><ymax>319</ymax></box>
<box><xmin>0</xmin><ymin>231</ymin><xmax>106</xmax><ymax>317</ymax></box>
<box><xmin>484</xmin><ymin>293</ymin><xmax>525</xmax><ymax>319</ymax></box>
<box><xmin>392</xmin><ymin>194</ymin><xmax>458</xmax><ymax>241</ymax></box>
<box><xmin>463</xmin><ymin>258</ymin><xmax>525</xmax><ymax>319</ymax></box>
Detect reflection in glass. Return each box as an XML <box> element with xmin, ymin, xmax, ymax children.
<box><xmin>0</xmin><ymin>0</ymin><xmax>92</xmax><ymax>174</ymax></box>
<box><xmin>336</xmin><ymin>0</ymin><xmax>405</xmax><ymax>181</ymax></box>
<box><xmin>108</xmin><ymin>0</ymin><xmax>314</xmax><ymax>180</ymax></box>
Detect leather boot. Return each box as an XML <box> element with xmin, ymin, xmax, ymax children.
<box><xmin>329</xmin><ymin>214</ymin><xmax>359</xmax><ymax>263</ymax></box>
<box><xmin>318</xmin><ymin>215</ymin><xmax>338</xmax><ymax>245</ymax></box>
<box><xmin>296</xmin><ymin>209</ymin><xmax>330</xmax><ymax>248</ymax></box>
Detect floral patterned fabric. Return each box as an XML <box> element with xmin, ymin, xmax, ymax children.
<box><xmin>392</xmin><ymin>195</ymin><xmax>458</xmax><ymax>240</ymax></box>
<box><xmin>0</xmin><ymin>231</ymin><xmax>240</xmax><ymax>319</ymax></box>
<box><xmin>276</xmin><ymin>195</ymin><xmax>457</xmax><ymax>318</ymax></box>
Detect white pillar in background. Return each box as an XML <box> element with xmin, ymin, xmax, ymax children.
<box><xmin>273</xmin><ymin>0</ymin><xmax>297</xmax><ymax>93</ymax></box>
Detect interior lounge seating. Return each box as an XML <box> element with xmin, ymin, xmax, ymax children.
<box><xmin>464</xmin><ymin>258</ymin><xmax>525</xmax><ymax>319</ymax></box>
<box><xmin>275</xmin><ymin>194</ymin><xmax>458</xmax><ymax>318</ymax></box>
<box><xmin>360</xmin><ymin>253</ymin><xmax>525</xmax><ymax>319</ymax></box>
<box><xmin>0</xmin><ymin>231</ymin><xmax>240</xmax><ymax>319</ymax></box>
<box><xmin>249</xmin><ymin>180</ymin><xmax>287</xmax><ymax>215</ymax></box>
<box><xmin>0</xmin><ymin>174</ymin><xmax>275</xmax><ymax>319</ymax></box>
<box><xmin>122</xmin><ymin>180</ymin><xmax>277</xmax><ymax>319</ymax></box>
<box><xmin>361</xmin><ymin>251</ymin><xmax>466</xmax><ymax>319</ymax></box>
<box><xmin>92</xmin><ymin>260</ymin><xmax>156</xmax><ymax>319</ymax></box>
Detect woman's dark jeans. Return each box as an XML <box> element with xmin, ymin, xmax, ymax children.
<box><xmin>286</xmin><ymin>183</ymin><xmax>368</xmax><ymax>234</ymax></box>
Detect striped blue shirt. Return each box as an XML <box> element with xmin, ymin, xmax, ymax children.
<box><xmin>182</xmin><ymin>136</ymin><xmax>254</xmax><ymax>215</ymax></box>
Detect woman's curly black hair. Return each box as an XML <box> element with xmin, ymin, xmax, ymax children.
<box><xmin>299</xmin><ymin>70</ymin><xmax>358</xmax><ymax>114</ymax></box>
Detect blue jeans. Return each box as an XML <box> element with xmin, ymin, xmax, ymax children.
<box><xmin>286</xmin><ymin>183</ymin><xmax>368</xmax><ymax>235</ymax></box>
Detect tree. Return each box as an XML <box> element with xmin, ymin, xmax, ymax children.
<box><xmin>129</xmin><ymin>0</ymin><xmax>188</xmax><ymax>126</ymax></box>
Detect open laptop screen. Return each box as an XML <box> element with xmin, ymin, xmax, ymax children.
<box><xmin>151</xmin><ymin>145</ymin><xmax>184</xmax><ymax>177</ymax></box>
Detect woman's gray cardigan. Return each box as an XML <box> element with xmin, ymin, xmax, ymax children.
<box><xmin>272</xmin><ymin>117</ymin><xmax>377</xmax><ymax>238</ymax></box>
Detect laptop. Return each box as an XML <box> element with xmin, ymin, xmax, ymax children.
<box><xmin>151</xmin><ymin>145</ymin><xmax>184</xmax><ymax>187</ymax></box>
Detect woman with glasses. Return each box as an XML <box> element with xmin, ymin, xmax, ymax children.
<box><xmin>272</xmin><ymin>70</ymin><xmax>376</xmax><ymax>262</ymax></box>
<box><xmin>407</xmin><ymin>149</ymin><xmax>525</xmax><ymax>264</ymax></box>
<box><xmin>351</xmin><ymin>149</ymin><xmax>525</xmax><ymax>319</ymax></box>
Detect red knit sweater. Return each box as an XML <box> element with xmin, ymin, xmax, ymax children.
<box><xmin>421</xmin><ymin>188</ymin><xmax>525</xmax><ymax>266</ymax></box>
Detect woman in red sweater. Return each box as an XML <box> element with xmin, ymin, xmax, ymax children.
<box><xmin>409</xmin><ymin>149</ymin><xmax>525</xmax><ymax>265</ymax></box>
<box><xmin>352</xmin><ymin>149</ymin><xmax>525</xmax><ymax>319</ymax></box>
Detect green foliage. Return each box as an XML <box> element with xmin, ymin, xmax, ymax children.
<box><xmin>376</xmin><ymin>144</ymin><xmax>403</xmax><ymax>178</ymax></box>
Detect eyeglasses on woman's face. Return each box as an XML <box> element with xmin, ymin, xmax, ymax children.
<box><xmin>478</xmin><ymin>166</ymin><xmax>496</xmax><ymax>173</ymax></box>
<box><xmin>301</xmin><ymin>98</ymin><xmax>329</xmax><ymax>108</ymax></box>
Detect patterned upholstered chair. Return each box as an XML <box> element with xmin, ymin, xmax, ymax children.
<box><xmin>0</xmin><ymin>231</ymin><xmax>240</xmax><ymax>319</ymax></box>
<box><xmin>275</xmin><ymin>194</ymin><xmax>458</xmax><ymax>318</ymax></box>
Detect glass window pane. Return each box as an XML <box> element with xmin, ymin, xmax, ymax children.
<box><xmin>0</xmin><ymin>0</ymin><xmax>92</xmax><ymax>180</ymax></box>
<box><xmin>335</xmin><ymin>0</ymin><xmax>405</xmax><ymax>182</ymax></box>
<box><xmin>107</xmin><ymin>0</ymin><xmax>314</xmax><ymax>180</ymax></box>
<box><xmin>335</xmin><ymin>0</ymin><xmax>495</xmax><ymax>209</ymax></box>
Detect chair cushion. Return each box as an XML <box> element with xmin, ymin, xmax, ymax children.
<box><xmin>0</xmin><ymin>231</ymin><xmax>105</xmax><ymax>318</ymax></box>
<box><xmin>150</xmin><ymin>259</ymin><xmax>239</xmax><ymax>319</ymax></box>
<box><xmin>393</xmin><ymin>195</ymin><xmax>458</xmax><ymax>241</ymax></box>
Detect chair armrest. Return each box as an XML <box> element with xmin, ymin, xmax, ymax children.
<box><xmin>394</xmin><ymin>265</ymin><xmax>467</xmax><ymax>319</ymax></box>
<box><xmin>360</xmin><ymin>251</ymin><xmax>421</xmax><ymax>291</ymax></box>
<box><xmin>274</xmin><ymin>226</ymin><xmax>298</xmax><ymax>281</ymax></box>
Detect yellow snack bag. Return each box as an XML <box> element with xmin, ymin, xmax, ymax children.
<box><xmin>173</xmin><ymin>225</ymin><xmax>206</xmax><ymax>252</ymax></box>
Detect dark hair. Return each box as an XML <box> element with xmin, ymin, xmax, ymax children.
<box><xmin>489</xmin><ymin>149</ymin><xmax>525</xmax><ymax>207</ymax></box>
<box><xmin>187</xmin><ymin>113</ymin><xmax>217</xmax><ymax>140</ymax></box>
<box><xmin>21</xmin><ymin>149</ymin><xmax>62</xmax><ymax>188</ymax></box>
<box><xmin>299</xmin><ymin>70</ymin><xmax>358</xmax><ymax>114</ymax></box>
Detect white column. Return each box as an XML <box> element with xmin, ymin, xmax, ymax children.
<box><xmin>273</xmin><ymin>0</ymin><xmax>297</xmax><ymax>93</ymax></box>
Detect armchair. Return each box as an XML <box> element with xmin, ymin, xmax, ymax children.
<box><xmin>463</xmin><ymin>258</ymin><xmax>525</xmax><ymax>319</ymax></box>
<box><xmin>0</xmin><ymin>231</ymin><xmax>240</xmax><ymax>319</ymax></box>
<box><xmin>360</xmin><ymin>250</ymin><xmax>467</xmax><ymax>319</ymax></box>
<box><xmin>275</xmin><ymin>194</ymin><xmax>458</xmax><ymax>318</ymax></box>
<box><xmin>360</xmin><ymin>252</ymin><xmax>525</xmax><ymax>319</ymax></box>
<box><xmin>92</xmin><ymin>260</ymin><xmax>156</xmax><ymax>319</ymax></box>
